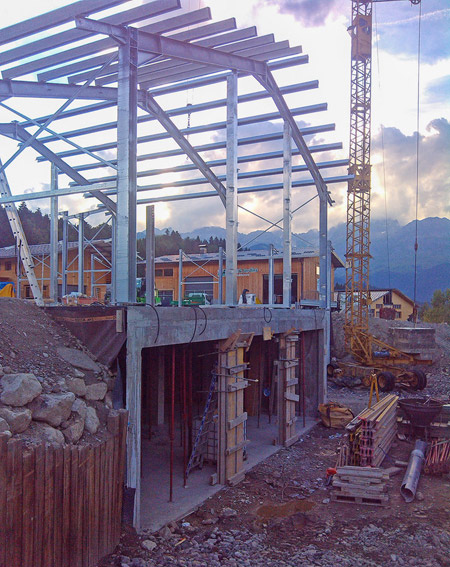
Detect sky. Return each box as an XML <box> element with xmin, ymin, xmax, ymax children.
<box><xmin>0</xmin><ymin>0</ymin><xmax>449</xmax><ymax>236</ymax></box>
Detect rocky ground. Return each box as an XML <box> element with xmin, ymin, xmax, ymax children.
<box><xmin>98</xmin><ymin>315</ymin><xmax>450</xmax><ymax>567</ymax></box>
<box><xmin>0</xmin><ymin>298</ymin><xmax>116</xmax><ymax>445</ymax></box>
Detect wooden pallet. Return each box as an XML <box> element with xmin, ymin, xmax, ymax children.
<box><xmin>331</xmin><ymin>492</ymin><xmax>388</xmax><ymax>507</ymax></box>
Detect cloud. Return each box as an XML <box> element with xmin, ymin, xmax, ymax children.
<box><xmin>371</xmin><ymin>118</ymin><xmax>450</xmax><ymax>224</ymax></box>
<box><xmin>256</xmin><ymin>0</ymin><xmax>347</xmax><ymax>27</ymax></box>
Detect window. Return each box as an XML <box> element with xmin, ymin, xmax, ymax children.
<box><xmin>396</xmin><ymin>312</ymin><xmax>402</xmax><ymax>319</ymax></box>
<box><xmin>155</xmin><ymin>269</ymin><xmax>163</xmax><ymax>277</ymax></box>
<box><xmin>376</xmin><ymin>303</ymin><xmax>382</xmax><ymax>309</ymax></box>
<box><xmin>164</xmin><ymin>268</ymin><xmax>173</xmax><ymax>277</ymax></box>
<box><xmin>393</xmin><ymin>304</ymin><xmax>401</xmax><ymax>309</ymax></box>
<box><xmin>25</xmin><ymin>285</ymin><xmax>32</xmax><ymax>298</ymax></box>
<box><xmin>159</xmin><ymin>289</ymin><xmax>173</xmax><ymax>306</ymax></box>
<box><xmin>5</xmin><ymin>262</ymin><xmax>12</xmax><ymax>271</ymax></box>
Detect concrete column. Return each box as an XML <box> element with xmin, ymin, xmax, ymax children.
<box><xmin>115</xmin><ymin>28</ymin><xmax>138</xmax><ymax>303</ymax></box>
<box><xmin>77</xmin><ymin>212</ymin><xmax>85</xmax><ymax>294</ymax></box>
<box><xmin>225</xmin><ymin>71</ymin><xmax>238</xmax><ymax>305</ymax></box>
<box><xmin>126</xmin><ymin>335</ymin><xmax>142</xmax><ymax>529</ymax></box>
<box><xmin>282</xmin><ymin>122</ymin><xmax>292</xmax><ymax>307</ymax></box>
<box><xmin>61</xmin><ymin>211</ymin><xmax>68</xmax><ymax>297</ymax></box>
<box><xmin>145</xmin><ymin>205</ymin><xmax>155</xmax><ymax>306</ymax></box>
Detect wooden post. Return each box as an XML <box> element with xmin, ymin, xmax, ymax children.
<box><xmin>277</xmin><ymin>332</ymin><xmax>300</xmax><ymax>447</ymax></box>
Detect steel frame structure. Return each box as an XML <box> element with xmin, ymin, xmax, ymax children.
<box><xmin>0</xmin><ymin>1</ymin><xmax>352</xmax><ymax>527</ymax></box>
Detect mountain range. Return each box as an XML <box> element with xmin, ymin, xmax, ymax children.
<box><xmin>140</xmin><ymin>217</ymin><xmax>449</xmax><ymax>303</ymax></box>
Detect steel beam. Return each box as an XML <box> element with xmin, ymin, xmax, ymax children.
<box><xmin>0</xmin><ymin>80</ymin><xmax>126</xmax><ymax>102</ymax></box>
<box><xmin>115</xmin><ymin>28</ymin><xmax>138</xmax><ymax>304</ymax></box>
<box><xmin>49</xmin><ymin>165</ymin><xmax>59</xmax><ymax>303</ymax></box>
<box><xmin>0</xmin><ymin>123</ymin><xmax>116</xmax><ymax>213</ymax></box>
<box><xmin>0</xmin><ymin>0</ymin><xmax>181</xmax><ymax>67</ymax></box>
<box><xmin>282</xmin><ymin>122</ymin><xmax>292</xmax><ymax>308</ymax></box>
<box><xmin>76</xmin><ymin>17</ymin><xmax>269</xmax><ymax>77</ymax></box>
<box><xmin>0</xmin><ymin>0</ymin><xmax>126</xmax><ymax>46</ymax></box>
<box><xmin>225</xmin><ymin>72</ymin><xmax>238</xmax><ymax>305</ymax></box>
<box><xmin>269</xmin><ymin>244</ymin><xmax>274</xmax><ymax>305</ymax></box>
<box><xmin>139</xmin><ymin>92</ymin><xmax>226</xmax><ymax>206</ymax></box>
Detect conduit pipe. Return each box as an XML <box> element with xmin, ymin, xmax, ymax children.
<box><xmin>401</xmin><ymin>440</ymin><xmax>427</xmax><ymax>502</ymax></box>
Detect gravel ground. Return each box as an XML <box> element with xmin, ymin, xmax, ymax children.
<box><xmin>99</xmin><ymin>420</ymin><xmax>450</xmax><ymax>567</ymax></box>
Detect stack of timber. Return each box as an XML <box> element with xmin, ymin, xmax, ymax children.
<box><xmin>337</xmin><ymin>395</ymin><xmax>398</xmax><ymax>467</ymax></box>
<box><xmin>331</xmin><ymin>466</ymin><xmax>389</xmax><ymax>506</ymax></box>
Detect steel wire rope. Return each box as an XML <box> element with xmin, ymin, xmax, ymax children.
<box><xmin>188</xmin><ymin>305</ymin><xmax>198</xmax><ymax>343</ymax></box>
<box><xmin>413</xmin><ymin>2</ymin><xmax>423</xmax><ymax>325</ymax></box>
<box><xmin>374</xmin><ymin>6</ymin><xmax>391</xmax><ymax>289</ymax></box>
<box><xmin>263</xmin><ymin>306</ymin><xmax>273</xmax><ymax>323</ymax></box>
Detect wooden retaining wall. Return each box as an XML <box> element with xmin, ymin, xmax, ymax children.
<box><xmin>0</xmin><ymin>410</ymin><xmax>128</xmax><ymax>567</ymax></box>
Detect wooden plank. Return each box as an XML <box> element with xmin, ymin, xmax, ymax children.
<box><xmin>86</xmin><ymin>447</ymin><xmax>95</xmax><ymax>567</ymax></box>
<box><xmin>283</xmin><ymin>360</ymin><xmax>298</xmax><ymax>369</ymax></box>
<box><xmin>79</xmin><ymin>447</ymin><xmax>89</xmax><ymax>567</ymax></box>
<box><xmin>227</xmin><ymin>471</ymin><xmax>246</xmax><ymax>486</ymax></box>
<box><xmin>92</xmin><ymin>445</ymin><xmax>101</xmax><ymax>564</ymax></box>
<box><xmin>227</xmin><ymin>412</ymin><xmax>247</xmax><ymax>430</ymax></box>
<box><xmin>224</xmin><ymin>363</ymin><xmax>248</xmax><ymax>374</ymax></box>
<box><xmin>331</xmin><ymin>493</ymin><xmax>388</xmax><ymax>506</ymax></box>
<box><xmin>116</xmin><ymin>411</ymin><xmax>128</xmax><ymax>543</ymax></box>
<box><xmin>33</xmin><ymin>444</ymin><xmax>45</xmax><ymax>567</ymax></box>
<box><xmin>7</xmin><ymin>439</ymin><xmax>23</xmax><ymax>567</ymax></box>
<box><xmin>285</xmin><ymin>392</ymin><xmax>299</xmax><ymax>403</ymax></box>
<box><xmin>43</xmin><ymin>446</ymin><xmax>55</xmax><ymax>567</ymax></box>
<box><xmin>0</xmin><ymin>435</ymin><xmax>8</xmax><ymax>567</ymax></box>
<box><xmin>286</xmin><ymin>378</ymin><xmax>298</xmax><ymax>387</ymax></box>
<box><xmin>53</xmin><ymin>448</ymin><xmax>63</xmax><ymax>567</ymax></box>
<box><xmin>225</xmin><ymin>439</ymin><xmax>249</xmax><ymax>456</ymax></box>
<box><xmin>22</xmin><ymin>449</ymin><xmax>35</xmax><ymax>567</ymax></box>
<box><xmin>61</xmin><ymin>446</ymin><xmax>71</xmax><ymax>567</ymax></box>
<box><xmin>69</xmin><ymin>447</ymin><xmax>79</xmax><ymax>567</ymax></box>
<box><xmin>227</xmin><ymin>380</ymin><xmax>248</xmax><ymax>392</ymax></box>
<box><xmin>285</xmin><ymin>433</ymin><xmax>300</xmax><ymax>448</ymax></box>
<box><xmin>105</xmin><ymin>438</ymin><xmax>114</xmax><ymax>555</ymax></box>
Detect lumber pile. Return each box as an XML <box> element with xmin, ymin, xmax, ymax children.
<box><xmin>331</xmin><ymin>466</ymin><xmax>389</xmax><ymax>506</ymax></box>
<box><xmin>337</xmin><ymin>395</ymin><xmax>398</xmax><ymax>467</ymax></box>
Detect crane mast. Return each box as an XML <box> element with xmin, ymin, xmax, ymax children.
<box><xmin>344</xmin><ymin>0</ymin><xmax>421</xmax><ymax>365</ymax></box>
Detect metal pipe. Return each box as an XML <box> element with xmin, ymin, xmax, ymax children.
<box><xmin>218</xmin><ymin>246</ymin><xmax>223</xmax><ymax>304</ymax></box>
<box><xmin>145</xmin><ymin>205</ymin><xmax>155</xmax><ymax>306</ymax></box>
<box><xmin>170</xmin><ymin>345</ymin><xmax>175</xmax><ymax>503</ymax></box>
<box><xmin>178</xmin><ymin>249</ymin><xmax>183</xmax><ymax>306</ymax></box>
<box><xmin>182</xmin><ymin>347</ymin><xmax>187</xmax><ymax>487</ymax></box>
<box><xmin>282</xmin><ymin>121</ymin><xmax>292</xmax><ymax>307</ymax></box>
<box><xmin>61</xmin><ymin>211</ymin><xmax>68</xmax><ymax>297</ymax></box>
<box><xmin>401</xmin><ymin>440</ymin><xmax>427</xmax><ymax>503</ymax></box>
<box><xmin>268</xmin><ymin>244</ymin><xmax>274</xmax><ymax>305</ymax></box>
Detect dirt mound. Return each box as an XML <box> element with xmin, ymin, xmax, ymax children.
<box><xmin>0</xmin><ymin>298</ymin><xmax>117</xmax><ymax>445</ymax></box>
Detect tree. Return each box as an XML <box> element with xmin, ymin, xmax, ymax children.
<box><xmin>420</xmin><ymin>289</ymin><xmax>450</xmax><ymax>324</ymax></box>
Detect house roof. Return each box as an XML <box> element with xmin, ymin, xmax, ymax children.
<box><xmin>155</xmin><ymin>248</ymin><xmax>345</xmax><ymax>268</ymax></box>
<box><xmin>0</xmin><ymin>240</ymin><xmax>111</xmax><ymax>258</ymax></box>
<box><xmin>369</xmin><ymin>289</ymin><xmax>414</xmax><ymax>305</ymax></box>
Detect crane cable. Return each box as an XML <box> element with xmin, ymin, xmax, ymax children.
<box><xmin>413</xmin><ymin>2</ymin><xmax>423</xmax><ymax>325</ymax></box>
<box><xmin>373</xmin><ymin>6</ymin><xmax>391</xmax><ymax>289</ymax></box>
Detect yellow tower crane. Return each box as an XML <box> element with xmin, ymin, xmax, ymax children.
<box><xmin>330</xmin><ymin>0</ymin><xmax>431</xmax><ymax>392</ymax></box>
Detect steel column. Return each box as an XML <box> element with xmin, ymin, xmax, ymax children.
<box><xmin>319</xmin><ymin>196</ymin><xmax>328</xmax><ymax>309</ymax></box>
<box><xmin>218</xmin><ymin>246</ymin><xmax>224</xmax><ymax>304</ymax></box>
<box><xmin>49</xmin><ymin>164</ymin><xmax>59</xmax><ymax>303</ymax></box>
<box><xmin>61</xmin><ymin>211</ymin><xmax>68</xmax><ymax>298</ymax></box>
<box><xmin>77</xmin><ymin>212</ymin><xmax>85</xmax><ymax>294</ymax></box>
<box><xmin>115</xmin><ymin>28</ymin><xmax>138</xmax><ymax>303</ymax></box>
<box><xmin>145</xmin><ymin>205</ymin><xmax>155</xmax><ymax>306</ymax></box>
<box><xmin>178</xmin><ymin>249</ymin><xmax>183</xmax><ymax>306</ymax></box>
<box><xmin>282</xmin><ymin>122</ymin><xmax>292</xmax><ymax>307</ymax></box>
<box><xmin>269</xmin><ymin>244</ymin><xmax>274</xmax><ymax>305</ymax></box>
<box><xmin>225</xmin><ymin>71</ymin><xmax>238</xmax><ymax>305</ymax></box>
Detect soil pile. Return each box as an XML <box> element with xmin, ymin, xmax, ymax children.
<box><xmin>0</xmin><ymin>298</ymin><xmax>117</xmax><ymax>445</ymax></box>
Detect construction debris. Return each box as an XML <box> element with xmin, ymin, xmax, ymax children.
<box><xmin>331</xmin><ymin>466</ymin><xmax>389</xmax><ymax>506</ymax></box>
<box><xmin>424</xmin><ymin>439</ymin><xmax>450</xmax><ymax>474</ymax></box>
<box><xmin>336</xmin><ymin>394</ymin><xmax>398</xmax><ymax>467</ymax></box>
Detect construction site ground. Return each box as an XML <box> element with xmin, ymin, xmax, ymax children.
<box><xmin>100</xmin><ymin>314</ymin><xmax>450</xmax><ymax>567</ymax></box>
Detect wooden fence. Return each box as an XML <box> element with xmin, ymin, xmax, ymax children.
<box><xmin>0</xmin><ymin>409</ymin><xmax>128</xmax><ymax>567</ymax></box>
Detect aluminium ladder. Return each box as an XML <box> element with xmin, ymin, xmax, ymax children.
<box><xmin>0</xmin><ymin>159</ymin><xmax>43</xmax><ymax>306</ymax></box>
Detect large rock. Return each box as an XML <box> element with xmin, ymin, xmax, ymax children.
<box><xmin>33</xmin><ymin>423</ymin><xmax>65</xmax><ymax>445</ymax></box>
<box><xmin>0</xmin><ymin>373</ymin><xmax>42</xmax><ymax>406</ymax></box>
<box><xmin>29</xmin><ymin>392</ymin><xmax>75</xmax><ymax>427</ymax></box>
<box><xmin>56</xmin><ymin>347</ymin><xmax>101</xmax><ymax>372</ymax></box>
<box><xmin>66</xmin><ymin>377</ymin><xmax>87</xmax><ymax>397</ymax></box>
<box><xmin>85</xmin><ymin>382</ymin><xmax>107</xmax><ymax>401</ymax></box>
<box><xmin>85</xmin><ymin>406</ymin><xmax>100</xmax><ymax>434</ymax></box>
<box><xmin>62</xmin><ymin>417</ymin><xmax>84</xmax><ymax>443</ymax></box>
<box><xmin>0</xmin><ymin>406</ymin><xmax>32</xmax><ymax>434</ymax></box>
<box><xmin>0</xmin><ymin>417</ymin><xmax>11</xmax><ymax>436</ymax></box>
<box><xmin>72</xmin><ymin>398</ymin><xmax>87</xmax><ymax>420</ymax></box>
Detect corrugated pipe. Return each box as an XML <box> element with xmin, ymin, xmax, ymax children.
<box><xmin>401</xmin><ymin>440</ymin><xmax>427</xmax><ymax>503</ymax></box>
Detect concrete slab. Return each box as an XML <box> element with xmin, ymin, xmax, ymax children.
<box><xmin>139</xmin><ymin>415</ymin><xmax>318</xmax><ymax>533</ymax></box>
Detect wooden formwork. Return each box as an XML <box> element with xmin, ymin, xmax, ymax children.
<box><xmin>276</xmin><ymin>332</ymin><xmax>300</xmax><ymax>447</ymax></box>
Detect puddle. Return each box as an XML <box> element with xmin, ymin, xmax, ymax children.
<box><xmin>256</xmin><ymin>499</ymin><xmax>315</xmax><ymax>522</ymax></box>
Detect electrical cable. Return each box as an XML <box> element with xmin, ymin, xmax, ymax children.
<box><xmin>263</xmin><ymin>306</ymin><xmax>273</xmax><ymax>323</ymax></box>
<box><xmin>197</xmin><ymin>306</ymin><xmax>208</xmax><ymax>336</ymax></box>
<box><xmin>413</xmin><ymin>2</ymin><xmax>423</xmax><ymax>325</ymax></box>
<box><xmin>189</xmin><ymin>305</ymin><xmax>198</xmax><ymax>343</ymax></box>
<box><xmin>147</xmin><ymin>304</ymin><xmax>160</xmax><ymax>344</ymax></box>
